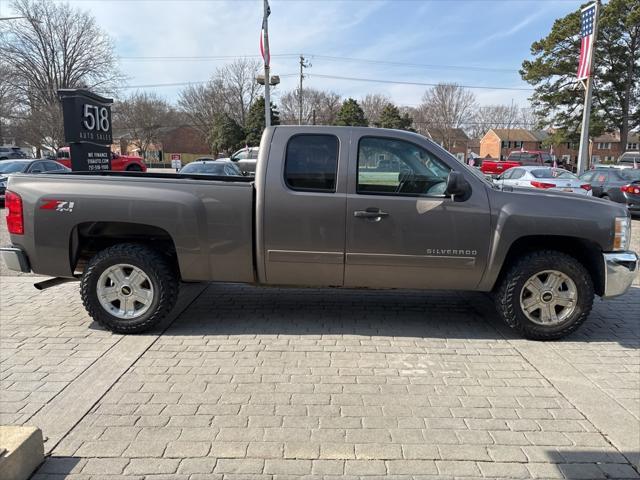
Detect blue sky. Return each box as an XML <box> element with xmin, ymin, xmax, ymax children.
<box><xmin>4</xmin><ymin>0</ymin><xmax>586</xmax><ymax>108</ymax></box>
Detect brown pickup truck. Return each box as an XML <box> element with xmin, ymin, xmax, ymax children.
<box><xmin>1</xmin><ymin>126</ymin><xmax>637</xmax><ymax>340</ymax></box>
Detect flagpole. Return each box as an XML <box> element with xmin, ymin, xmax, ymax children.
<box><xmin>576</xmin><ymin>2</ymin><xmax>599</xmax><ymax>176</ymax></box>
<box><xmin>262</xmin><ymin>0</ymin><xmax>271</xmax><ymax>129</ymax></box>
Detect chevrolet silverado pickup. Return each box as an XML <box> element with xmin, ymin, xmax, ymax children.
<box><xmin>1</xmin><ymin>126</ymin><xmax>638</xmax><ymax>340</ymax></box>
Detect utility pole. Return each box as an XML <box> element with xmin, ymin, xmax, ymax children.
<box><xmin>577</xmin><ymin>2</ymin><xmax>599</xmax><ymax>175</ymax></box>
<box><xmin>298</xmin><ymin>55</ymin><xmax>310</xmax><ymax>125</ymax></box>
<box><xmin>261</xmin><ymin>0</ymin><xmax>271</xmax><ymax>128</ymax></box>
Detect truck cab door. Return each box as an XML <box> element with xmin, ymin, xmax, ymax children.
<box><xmin>260</xmin><ymin>128</ymin><xmax>349</xmax><ymax>286</ymax></box>
<box><xmin>344</xmin><ymin>133</ymin><xmax>491</xmax><ymax>290</ymax></box>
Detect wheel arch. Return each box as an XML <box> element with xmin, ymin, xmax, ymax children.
<box><xmin>492</xmin><ymin>235</ymin><xmax>604</xmax><ymax>296</ymax></box>
<box><xmin>70</xmin><ymin>221</ymin><xmax>180</xmax><ymax>279</ymax></box>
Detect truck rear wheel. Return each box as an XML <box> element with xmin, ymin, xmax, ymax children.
<box><xmin>495</xmin><ymin>250</ymin><xmax>594</xmax><ymax>340</ymax></box>
<box><xmin>80</xmin><ymin>243</ymin><xmax>178</xmax><ymax>334</ymax></box>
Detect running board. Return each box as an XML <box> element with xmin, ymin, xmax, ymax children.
<box><xmin>34</xmin><ymin>277</ymin><xmax>78</xmax><ymax>290</ymax></box>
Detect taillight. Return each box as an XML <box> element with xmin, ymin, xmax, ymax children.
<box><xmin>580</xmin><ymin>184</ymin><xmax>592</xmax><ymax>191</ymax></box>
<box><xmin>621</xmin><ymin>185</ymin><xmax>640</xmax><ymax>195</ymax></box>
<box><xmin>530</xmin><ymin>181</ymin><xmax>555</xmax><ymax>189</ymax></box>
<box><xmin>6</xmin><ymin>191</ymin><xmax>24</xmax><ymax>235</ymax></box>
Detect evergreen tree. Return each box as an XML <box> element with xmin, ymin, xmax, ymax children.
<box><xmin>376</xmin><ymin>104</ymin><xmax>414</xmax><ymax>131</ymax></box>
<box><xmin>244</xmin><ymin>96</ymin><xmax>280</xmax><ymax>146</ymax></box>
<box><xmin>520</xmin><ymin>0</ymin><xmax>639</xmax><ymax>147</ymax></box>
<box><xmin>335</xmin><ymin>98</ymin><xmax>368</xmax><ymax>127</ymax></box>
<box><xmin>209</xmin><ymin>114</ymin><xmax>244</xmax><ymax>154</ymax></box>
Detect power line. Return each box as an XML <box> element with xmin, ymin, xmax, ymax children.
<box><xmin>307</xmin><ymin>73</ymin><xmax>534</xmax><ymax>92</ymax></box>
<box><xmin>117</xmin><ymin>52</ymin><xmax>520</xmax><ymax>74</ymax></box>
<box><xmin>115</xmin><ymin>73</ymin><xmax>297</xmax><ymax>89</ymax></box>
<box><xmin>119</xmin><ymin>54</ymin><xmax>298</xmax><ymax>62</ymax></box>
<box><xmin>305</xmin><ymin>54</ymin><xmax>518</xmax><ymax>73</ymax></box>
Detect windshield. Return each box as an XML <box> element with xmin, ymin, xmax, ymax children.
<box><xmin>530</xmin><ymin>168</ymin><xmax>576</xmax><ymax>179</ymax></box>
<box><xmin>619</xmin><ymin>169</ymin><xmax>640</xmax><ymax>181</ymax></box>
<box><xmin>180</xmin><ymin>162</ymin><xmax>239</xmax><ymax>175</ymax></box>
<box><xmin>0</xmin><ymin>161</ymin><xmax>28</xmax><ymax>173</ymax></box>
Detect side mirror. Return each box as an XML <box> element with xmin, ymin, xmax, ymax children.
<box><xmin>444</xmin><ymin>171</ymin><xmax>471</xmax><ymax>199</ymax></box>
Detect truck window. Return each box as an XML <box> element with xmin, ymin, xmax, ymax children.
<box><xmin>284</xmin><ymin>134</ymin><xmax>339</xmax><ymax>192</ymax></box>
<box><xmin>357</xmin><ymin>137</ymin><xmax>450</xmax><ymax>197</ymax></box>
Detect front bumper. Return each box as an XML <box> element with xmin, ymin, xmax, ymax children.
<box><xmin>602</xmin><ymin>251</ymin><xmax>638</xmax><ymax>298</ymax></box>
<box><xmin>0</xmin><ymin>246</ymin><xmax>31</xmax><ymax>273</ymax></box>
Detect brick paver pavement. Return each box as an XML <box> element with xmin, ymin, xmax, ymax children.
<box><xmin>1</xmin><ymin>274</ymin><xmax>638</xmax><ymax>480</ymax></box>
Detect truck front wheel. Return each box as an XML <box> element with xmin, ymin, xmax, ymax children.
<box><xmin>80</xmin><ymin>243</ymin><xmax>179</xmax><ymax>334</ymax></box>
<box><xmin>495</xmin><ymin>250</ymin><xmax>594</xmax><ymax>340</ymax></box>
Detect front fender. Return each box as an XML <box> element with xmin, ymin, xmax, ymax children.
<box><xmin>478</xmin><ymin>188</ymin><xmax>626</xmax><ymax>291</ymax></box>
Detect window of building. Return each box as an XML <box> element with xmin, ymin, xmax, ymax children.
<box><xmin>596</xmin><ymin>142</ymin><xmax>611</xmax><ymax>150</ymax></box>
<box><xmin>357</xmin><ymin>137</ymin><xmax>451</xmax><ymax>197</ymax></box>
<box><xmin>627</xmin><ymin>143</ymin><xmax>638</xmax><ymax>150</ymax></box>
<box><xmin>284</xmin><ymin>134</ymin><xmax>339</xmax><ymax>192</ymax></box>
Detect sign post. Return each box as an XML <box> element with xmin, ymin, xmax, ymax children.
<box><xmin>170</xmin><ymin>153</ymin><xmax>182</xmax><ymax>171</ymax></box>
<box><xmin>58</xmin><ymin>89</ymin><xmax>113</xmax><ymax>171</ymax></box>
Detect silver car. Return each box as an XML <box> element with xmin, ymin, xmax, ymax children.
<box><xmin>495</xmin><ymin>166</ymin><xmax>593</xmax><ymax>196</ymax></box>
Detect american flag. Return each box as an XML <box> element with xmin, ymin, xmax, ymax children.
<box><xmin>260</xmin><ymin>1</ymin><xmax>271</xmax><ymax>67</ymax></box>
<box><xmin>577</xmin><ymin>4</ymin><xmax>597</xmax><ymax>80</ymax></box>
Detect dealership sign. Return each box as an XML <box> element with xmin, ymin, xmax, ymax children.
<box><xmin>58</xmin><ymin>89</ymin><xmax>113</xmax><ymax>171</ymax></box>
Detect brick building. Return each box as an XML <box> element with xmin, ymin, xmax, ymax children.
<box><xmin>479</xmin><ymin>129</ymin><xmax>549</xmax><ymax>160</ymax></box>
<box><xmin>426</xmin><ymin>128</ymin><xmax>471</xmax><ymax>161</ymax></box>
<box><xmin>591</xmin><ymin>132</ymin><xmax>639</xmax><ymax>163</ymax></box>
<box><xmin>116</xmin><ymin>126</ymin><xmax>210</xmax><ymax>164</ymax></box>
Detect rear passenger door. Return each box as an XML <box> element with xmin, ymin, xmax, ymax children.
<box><xmin>262</xmin><ymin>128</ymin><xmax>349</xmax><ymax>286</ymax></box>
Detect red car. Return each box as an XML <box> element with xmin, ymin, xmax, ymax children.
<box><xmin>56</xmin><ymin>147</ymin><xmax>147</xmax><ymax>172</ymax></box>
<box><xmin>480</xmin><ymin>150</ymin><xmax>553</xmax><ymax>177</ymax></box>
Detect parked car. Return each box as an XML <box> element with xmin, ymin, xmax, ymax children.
<box><xmin>0</xmin><ymin>159</ymin><xmax>70</xmax><ymax>206</ymax></box>
<box><xmin>227</xmin><ymin>146</ymin><xmax>259</xmax><ymax>174</ymax></box>
<box><xmin>495</xmin><ymin>166</ymin><xmax>592</xmax><ymax>196</ymax></box>
<box><xmin>480</xmin><ymin>150</ymin><xmax>553</xmax><ymax>177</ymax></box>
<box><xmin>0</xmin><ymin>146</ymin><xmax>28</xmax><ymax>160</ymax></box>
<box><xmin>1</xmin><ymin>126</ymin><xmax>637</xmax><ymax>340</ymax></box>
<box><xmin>580</xmin><ymin>168</ymin><xmax>640</xmax><ymax>214</ymax></box>
<box><xmin>179</xmin><ymin>159</ymin><xmax>243</xmax><ymax>177</ymax></box>
<box><xmin>56</xmin><ymin>147</ymin><xmax>147</xmax><ymax>172</ymax></box>
<box><xmin>616</xmin><ymin>151</ymin><xmax>640</xmax><ymax>169</ymax></box>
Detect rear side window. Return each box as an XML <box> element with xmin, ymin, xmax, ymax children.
<box><xmin>284</xmin><ymin>135</ymin><xmax>339</xmax><ymax>192</ymax></box>
<box><xmin>510</xmin><ymin>169</ymin><xmax>526</xmax><ymax>179</ymax></box>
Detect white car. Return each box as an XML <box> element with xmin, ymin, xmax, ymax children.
<box><xmin>494</xmin><ymin>166</ymin><xmax>593</xmax><ymax>196</ymax></box>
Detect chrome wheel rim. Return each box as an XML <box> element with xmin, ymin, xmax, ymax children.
<box><xmin>97</xmin><ymin>264</ymin><xmax>154</xmax><ymax>319</ymax></box>
<box><xmin>519</xmin><ymin>270</ymin><xmax>577</xmax><ymax>326</ymax></box>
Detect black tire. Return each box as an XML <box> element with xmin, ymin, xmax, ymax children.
<box><xmin>80</xmin><ymin>243</ymin><xmax>178</xmax><ymax>333</ymax></box>
<box><xmin>126</xmin><ymin>164</ymin><xmax>143</xmax><ymax>172</ymax></box>
<box><xmin>601</xmin><ymin>194</ymin><xmax>611</xmax><ymax>201</ymax></box>
<box><xmin>495</xmin><ymin>250</ymin><xmax>594</xmax><ymax>340</ymax></box>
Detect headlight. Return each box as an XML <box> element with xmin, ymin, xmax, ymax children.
<box><xmin>613</xmin><ymin>216</ymin><xmax>631</xmax><ymax>251</ymax></box>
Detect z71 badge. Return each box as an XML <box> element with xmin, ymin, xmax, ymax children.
<box><xmin>40</xmin><ymin>199</ymin><xmax>75</xmax><ymax>213</ymax></box>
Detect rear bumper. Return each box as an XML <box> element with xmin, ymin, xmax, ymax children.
<box><xmin>0</xmin><ymin>246</ymin><xmax>31</xmax><ymax>273</ymax></box>
<box><xmin>602</xmin><ymin>251</ymin><xmax>638</xmax><ymax>298</ymax></box>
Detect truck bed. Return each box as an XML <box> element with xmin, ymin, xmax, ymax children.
<box><xmin>6</xmin><ymin>171</ymin><xmax>256</xmax><ymax>282</ymax></box>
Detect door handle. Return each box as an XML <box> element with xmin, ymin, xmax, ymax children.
<box><xmin>354</xmin><ymin>209</ymin><xmax>389</xmax><ymax>219</ymax></box>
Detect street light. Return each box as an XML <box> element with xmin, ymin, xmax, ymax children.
<box><xmin>256</xmin><ymin>75</ymin><xmax>280</xmax><ymax>86</ymax></box>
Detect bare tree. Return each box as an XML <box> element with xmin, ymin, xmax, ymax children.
<box><xmin>279</xmin><ymin>88</ymin><xmax>342</xmax><ymax>125</ymax></box>
<box><xmin>216</xmin><ymin>58</ymin><xmax>262</xmax><ymax>127</ymax></box>
<box><xmin>360</xmin><ymin>94</ymin><xmax>391</xmax><ymax>126</ymax></box>
<box><xmin>0</xmin><ymin>66</ymin><xmax>19</xmax><ymax>145</ymax></box>
<box><xmin>178</xmin><ymin>79</ymin><xmax>228</xmax><ymax>142</ymax></box>
<box><xmin>419</xmin><ymin>83</ymin><xmax>476</xmax><ymax>151</ymax></box>
<box><xmin>113</xmin><ymin>92</ymin><xmax>177</xmax><ymax>159</ymax></box>
<box><xmin>0</xmin><ymin>0</ymin><xmax>122</xmax><ymax>152</ymax></box>
<box><xmin>468</xmin><ymin>104</ymin><xmax>520</xmax><ymax>138</ymax></box>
